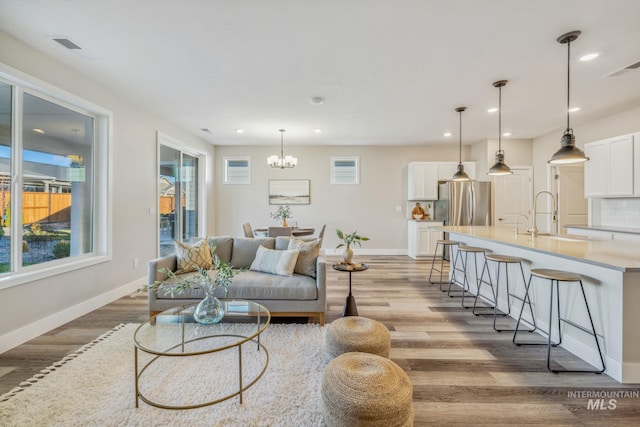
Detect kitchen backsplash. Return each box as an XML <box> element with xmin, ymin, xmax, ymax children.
<box><xmin>593</xmin><ymin>198</ymin><xmax>640</xmax><ymax>228</ymax></box>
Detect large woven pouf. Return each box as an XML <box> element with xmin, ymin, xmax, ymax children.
<box><xmin>326</xmin><ymin>316</ymin><xmax>391</xmax><ymax>359</ymax></box>
<box><xmin>322</xmin><ymin>352</ymin><xmax>414</xmax><ymax>427</ymax></box>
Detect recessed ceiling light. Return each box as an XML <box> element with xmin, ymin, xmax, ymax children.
<box><xmin>235</xmin><ymin>129</ymin><xmax>244</xmax><ymax>133</ymax></box>
<box><xmin>444</xmin><ymin>132</ymin><xmax>453</xmax><ymax>137</ymax></box>
<box><xmin>568</xmin><ymin>107</ymin><xmax>581</xmax><ymax>113</ymax></box>
<box><xmin>33</xmin><ymin>128</ymin><xmax>45</xmax><ymax>134</ymax></box>
<box><xmin>487</xmin><ymin>107</ymin><xmax>498</xmax><ymax>113</ymax></box>
<box><xmin>502</xmin><ymin>132</ymin><xmax>511</xmax><ymax>137</ymax></box>
<box><xmin>579</xmin><ymin>53</ymin><xmax>599</xmax><ymax>62</ymax></box>
<box><xmin>314</xmin><ymin>129</ymin><xmax>323</xmax><ymax>133</ymax></box>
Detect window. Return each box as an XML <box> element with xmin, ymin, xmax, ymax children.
<box><xmin>223</xmin><ymin>156</ymin><xmax>250</xmax><ymax>184</ymax></box>
<box><xmin>331</xmin><ymin>156</ymin><xmax>360</xmax><ymax>184</ymax></box>
<box><xmin>158</xmin><ymin>133</ymin><xmax>204</xmax><ymax>257</ymax></box>
<box><xmin>0</xmin><ymin>68</ymin><xmax>111</xmax><ymax>289</ymax></box>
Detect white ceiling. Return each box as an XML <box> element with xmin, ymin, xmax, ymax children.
<box><xmin>1</xmin><ymin>0</ymin><xmax>640</xmax><ymax>147</ymax></box>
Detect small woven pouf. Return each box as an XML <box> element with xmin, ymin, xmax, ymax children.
<box><xmin>326</xmin><ymin>316</ymin><xmax>391</xmax><ymax>359</ymax></box>
<box><xmin>322</xmin><ymin>352</ymin><xmax>414</xmax><ymax>427</ymax></box>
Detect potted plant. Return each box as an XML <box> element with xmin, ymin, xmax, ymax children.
<box><xmin>336</xmin><ymin>229</ymin><xmax>369</xmax><ymax>264</ymax></box>
<box><xmin>270</xmin><ymin>205</ymin><xmax>292</xmax><ymax>227</ymax></box>
<box><xmin>142</xmin><ymin>245</ymin><xmax>240</xmax><ymax>324</ymax></box>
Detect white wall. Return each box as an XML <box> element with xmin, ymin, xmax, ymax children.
<box><xmin>0</xmin><ymin>32</ymin><xmax>214</xmax><ymax>347</ymax></box>
<box><xmin>214</xmin><ymin>144</ymin><xmax>466</xmax><ymax>252</ymax></box>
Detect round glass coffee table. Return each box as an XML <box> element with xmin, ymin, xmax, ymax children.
<box><xmin>133</xmin><ymin>299</ymin><xmax>270</xmax><ymax>409</ymax></box>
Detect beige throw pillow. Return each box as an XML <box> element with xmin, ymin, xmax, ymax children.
<box><xmin>174</xmin><ymin>239</ymin><xmax>214</xmax><ymax>274</ymax></box>
<box><xmin>250</xmin><ymin>246</ymin><xmax>299</xmax><ymax>277</ymax></box>
<box><xmin>288</xmin><ymin>237</ymin><xmax>321</xmax><ymax>278</ymax></box>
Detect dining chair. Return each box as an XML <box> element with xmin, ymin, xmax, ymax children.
<box><xmin>268</xmin><ymin>226</ymin><xmax>292</xmax><ymax>237</ymax></box>
<box><xmin>242</xmin><ymin>223</ymin><xmax>255</xmax><ymax>238</ymax></box>
<box><xmin>287</xmin><ymin>220</ymin><xmax>298</xmax><ymax>228</ymax></box>
<box><xmin>318</xmin><ymin>224</ymin><xmax>326</xmax><ymax>240</ymax></box>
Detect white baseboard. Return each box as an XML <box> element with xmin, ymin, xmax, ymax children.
<box><xmin>0</xmin><ymin>276</ymin><xmax>146</xmax><ymax>354</ymax></box>
<box><xmin>324</xmin><ymin>249</ymin><xmax>408</xmax><ymax>256</ymax></box>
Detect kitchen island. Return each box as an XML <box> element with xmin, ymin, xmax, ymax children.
<box><xmin>438</xmin><ymin>225</ymin><xmax>640</xmax><ymax>383</ymax></box>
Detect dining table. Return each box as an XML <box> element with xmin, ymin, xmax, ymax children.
<box><xmin>253</xmin><ymin>227</ymin><xmax>315</xmax><ymax>237</ymax></box>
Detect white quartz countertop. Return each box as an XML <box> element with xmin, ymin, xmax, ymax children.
<box><xmin>565</xmin><ymin>224</ymin><xmax>640</xmax><ymax>235</ymax></box>
<box><xmin>438</xmin><ymin>226</ymin><xmax>640</xmax><ymax>272</ymax></box>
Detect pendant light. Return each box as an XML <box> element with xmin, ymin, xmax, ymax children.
<box><xmin>452</xmin><ymin>107</ymin><xmax>470</xmax><ymax>181</ymax></box>
<box><xmin>488</xmin><ymin>80</ymin><xmax>513</xmax><ymax>175</ymax></box>
<box><xmin>548</xmin><ymin>30</ymin><xmax>589</xmax><ymax>165</ymax></box>
<box><xmin>267</xmin><ymin>129</ymin><xmax>297</xmax><ymax>169</ymax></box>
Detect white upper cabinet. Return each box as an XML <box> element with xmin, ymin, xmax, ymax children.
<box><xmin>408</xmin><ymin>162</ymin><xmax>477</xmax><ymax>200</ymax></box>
<box><xmin>635</xmin><ymin>133</ymin><xmax>640</xmax><ymax>197</ymax></box>
<box><xmin>408</xmin><ymin>163</ymin><xmax>438</xmax><ymax>200</ymax></box>
<box><xmin>584</xmin><ymin>134</ymin><xmax>635</xmax><ymax>198</ymax></box>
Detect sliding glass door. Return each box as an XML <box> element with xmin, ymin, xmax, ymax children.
<box><xmin>158</xmin><ymin>138</ymin><xmax>201</xmax><ymax>257</ymax></box>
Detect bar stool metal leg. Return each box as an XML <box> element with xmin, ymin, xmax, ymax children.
<box><xmin>514</xmin><ymin>269</ymin><xmax>605</xmax><ymax>374</ymax></box>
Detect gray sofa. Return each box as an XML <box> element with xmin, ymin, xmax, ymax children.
<box><xmin>147</xmin><ymin>236</ymin><xmax>327</xmax><ymax>324</ymax></box>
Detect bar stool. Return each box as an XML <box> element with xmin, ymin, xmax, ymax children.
<box><xmin>474</xmin><ymin>254</ymin><xmax>536</xmax><ymax>333</ymax></box>
<box><xmin>448</xmin><ymin>245</ymin><xmax>488</xmax><ymax>309</ymax></box>
<box><xmin>429</xmin><ymin>240</ymin><xmax>461</xmax><ymax>290</ymax></box>
<box><xmin>513</xmin><ymin>268</ymin><xmax>606</xmax><ymax>374</ymax></box>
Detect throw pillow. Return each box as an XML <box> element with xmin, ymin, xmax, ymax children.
<box><xmin>250</xmin><ymin>246</ymin><xmax>300</xmax><ymax>277</ymax></box>
<box><xmin>206</xmin><ymin>236</ymin><xmax>234</xmax><ymax>263</ymax></box>
<box><xmin>231</xmin><ymin>237</ymin><xmax>276</xmax><ymax>268</ymax></box>
<box><xmin>174</xmin><ymin>239</ymin><xmax>213</xmax><ymax>274</ymax></box>
<box><xmin>288</xmin><ymin>237</ymin><xmax>321</xmax><ymax>278</ymax></box>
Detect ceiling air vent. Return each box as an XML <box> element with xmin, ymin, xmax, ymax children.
<box><xmin>200</xmin><ymin>128</ymin><xmax>213</xmax><ymax>133</ymax></box>
<box><xmin>53</xmin><ymin>38</ymin><xmax>82</xmax><ymax>50</ymax></box>
<box><xmin>604</xmin><ymin>60</ymin><xmax>640</xmax><ymax>78</ymax></box>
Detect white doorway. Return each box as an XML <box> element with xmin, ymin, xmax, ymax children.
<box><xmin>551</xmin><ymin>163</ymin><xmax>587</xmax><ymax>234</ymax></box>
<box><xmin>492</xmin><ymin>167</ymin><xmax>533</xmax><ymax>233</ymax></box>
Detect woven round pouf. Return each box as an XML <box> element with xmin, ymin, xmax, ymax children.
<box><xmin>322</xmin><ymin>352</ymin><xmax>414</xmax><ymax>427</ymax></box>
<box><xmin>325</xmin><ymin>316</ymin><xmax>391</xmax><ymax>359</ymax></box>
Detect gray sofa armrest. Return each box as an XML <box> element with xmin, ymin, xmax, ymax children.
<box><xmin>148</xmin><ymin>255</ymin><xmax>178</xmax><ymax>311</ymax></box>
<box><xmin>315</xmin><ymin>251</ymin><xmax>327</xmax><ymax>309</ymax></box>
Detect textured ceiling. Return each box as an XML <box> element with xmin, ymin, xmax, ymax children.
<box><xmin>1</xmin><ymin>0</ymin><xmax>640</xmax><ymax>146</ymax></box>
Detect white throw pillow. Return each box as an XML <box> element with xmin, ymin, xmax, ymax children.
<box><xmin>250</xmin><ymin>246</ymin><xmax>300</xmax><ymax>277</ymax></box>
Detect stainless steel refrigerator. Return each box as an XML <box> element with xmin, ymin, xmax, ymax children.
<box><xmin>435</xmin><ymin>181</ymin><xmax>492</xmax><ymax>226</ymax></box>
<box><xmin>435</xmin><ymin>180</ymin><xmax>492</xmax><ymax>258</ymax></box>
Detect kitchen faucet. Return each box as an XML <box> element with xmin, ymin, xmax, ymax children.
<box><xmin>528</xmin><ymin>191</ymin><xmax>558</xmax><ymax>235</ymax></box>
<box><xmin>514</xmin><ymin>214</ymin><xmax>529</xmax><ymax>235</ymax></box>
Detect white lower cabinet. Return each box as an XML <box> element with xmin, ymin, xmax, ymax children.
<box><xmin>408</xmin><ymin>220</ymin><xmax>444</xmax><ymax>258</ymax></box>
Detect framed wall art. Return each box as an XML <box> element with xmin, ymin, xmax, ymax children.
<box><xmin>269</xmin><ymin>179</ymin><xmax>310</xmax><ymax>205</ymax></box>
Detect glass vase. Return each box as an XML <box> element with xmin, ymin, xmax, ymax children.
<box><xmin>193</xmin><ymin>290</ymin><xmax>225</xmax><ymax>324</ymax></box>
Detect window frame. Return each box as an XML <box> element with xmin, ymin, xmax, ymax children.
<box><xmin>331</xmin><ymin>156</ymin><xmax>360</xmax><ymax>184</ymax></box>
<box><xmin>223</xmin><ymin>156</ymin><xmax>251</xmax><ymax>185</ymax></box>
<box><xmin>0</xmin><ymin>63</ymin><xmax>112</xmax><ymax>290</ymax></box>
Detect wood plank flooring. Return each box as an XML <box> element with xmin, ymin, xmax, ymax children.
<box><xmin>2</xmin><ymin>255</ymin><xmax>639</xmax><ymax>425</ymax></box>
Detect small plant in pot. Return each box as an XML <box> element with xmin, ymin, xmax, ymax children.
<box><xmin>336</xmin><ymin>229</ymin><xmax>369</xmax><ymax>265</ymax></box>
<box><xmin>270</xmin><ymin>205</ymin><xmax>292</xmax><ymax>227</ymax></box>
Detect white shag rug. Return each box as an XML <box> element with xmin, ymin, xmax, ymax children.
<box><xmin>0</xmin><ymin>323</ymin><xmax>328</xmax><ymax>426</ymax></box>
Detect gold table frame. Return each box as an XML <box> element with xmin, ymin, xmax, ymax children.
<box><xmin>133</xmin><ymin>300</ymin><xmax>270</xmax><ymax>410</ymax></box>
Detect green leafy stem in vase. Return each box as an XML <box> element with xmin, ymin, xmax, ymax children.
<box><xmin>335</xmin><ymin>229</ymin><xmax>369</xmax><ymax>250</ymax></box>
<box><xmin>270</xmin><ymin>205</ymin><xmax>292</xmax><ymax>221</ymax></box>
<box><xmin>134</xmin><ymin>245</ymin><xmax>241</xmax><ymax>298</ymax></box>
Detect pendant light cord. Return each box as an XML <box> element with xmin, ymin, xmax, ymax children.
<box><xmin>498</xmin><ymin>85</ymin><xmax>502</xmax><ymax>151</ymax></box>
<box><xmin>280</xmin><ymin>129</ymin><xmax>285</xmax><ymax>160</ymax></box>
<box><xmin>458</xmin><ymin>109</ymin><xmax>462</xmax><ymax>162</ymax></box>
<box><xmin>566</xmin><ymin>39</ymin><xmax>571</xmax><ymax>131</ymax></box>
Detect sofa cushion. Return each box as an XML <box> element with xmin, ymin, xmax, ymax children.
<box><xmin>230</xmin><ymin>237</ymin><xmax>276</xmax><ymax>268</ymax></box>
<box><xmin>207</xmin><ymin>236</ymin><xmax>233</xmax><ymax>263</ymax></box>
<box><xmin>250</xmin><ymin>246</ymin><xmax>299</xmax><ymax>277</ymax></box>
<box><xmin>155</xmin><ymin>270</ymin><xmax>319</xmax><ymax>301</ymax></box>
<box><xmin>275</xmin><ymin>236</ymin><xmax>290</xmax><ymax>250</ymax></box>
<box><xmin>288</xmin><ymin>237</ymin><xmax>321</xmax><ymax>278</ymax></box>
<box><xmin>174</xmin><ymin>239</ymin><xmax>213</xmax><ymax>274</ymax></box>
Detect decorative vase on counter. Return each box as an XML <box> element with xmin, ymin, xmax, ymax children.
<box><xmin>342</xmin><ymin>246</ymin><xmax>354</xmax><ymax>264</ymax></box>
<box><xmin>282</xmin><ymin>219</ymin><xmax>288</xmax><ymax>227</ymax></box>
<box><xmin>193</xmin><ymin>290</ymin><xmax>225</xmax><ymax>324</ymax></box>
